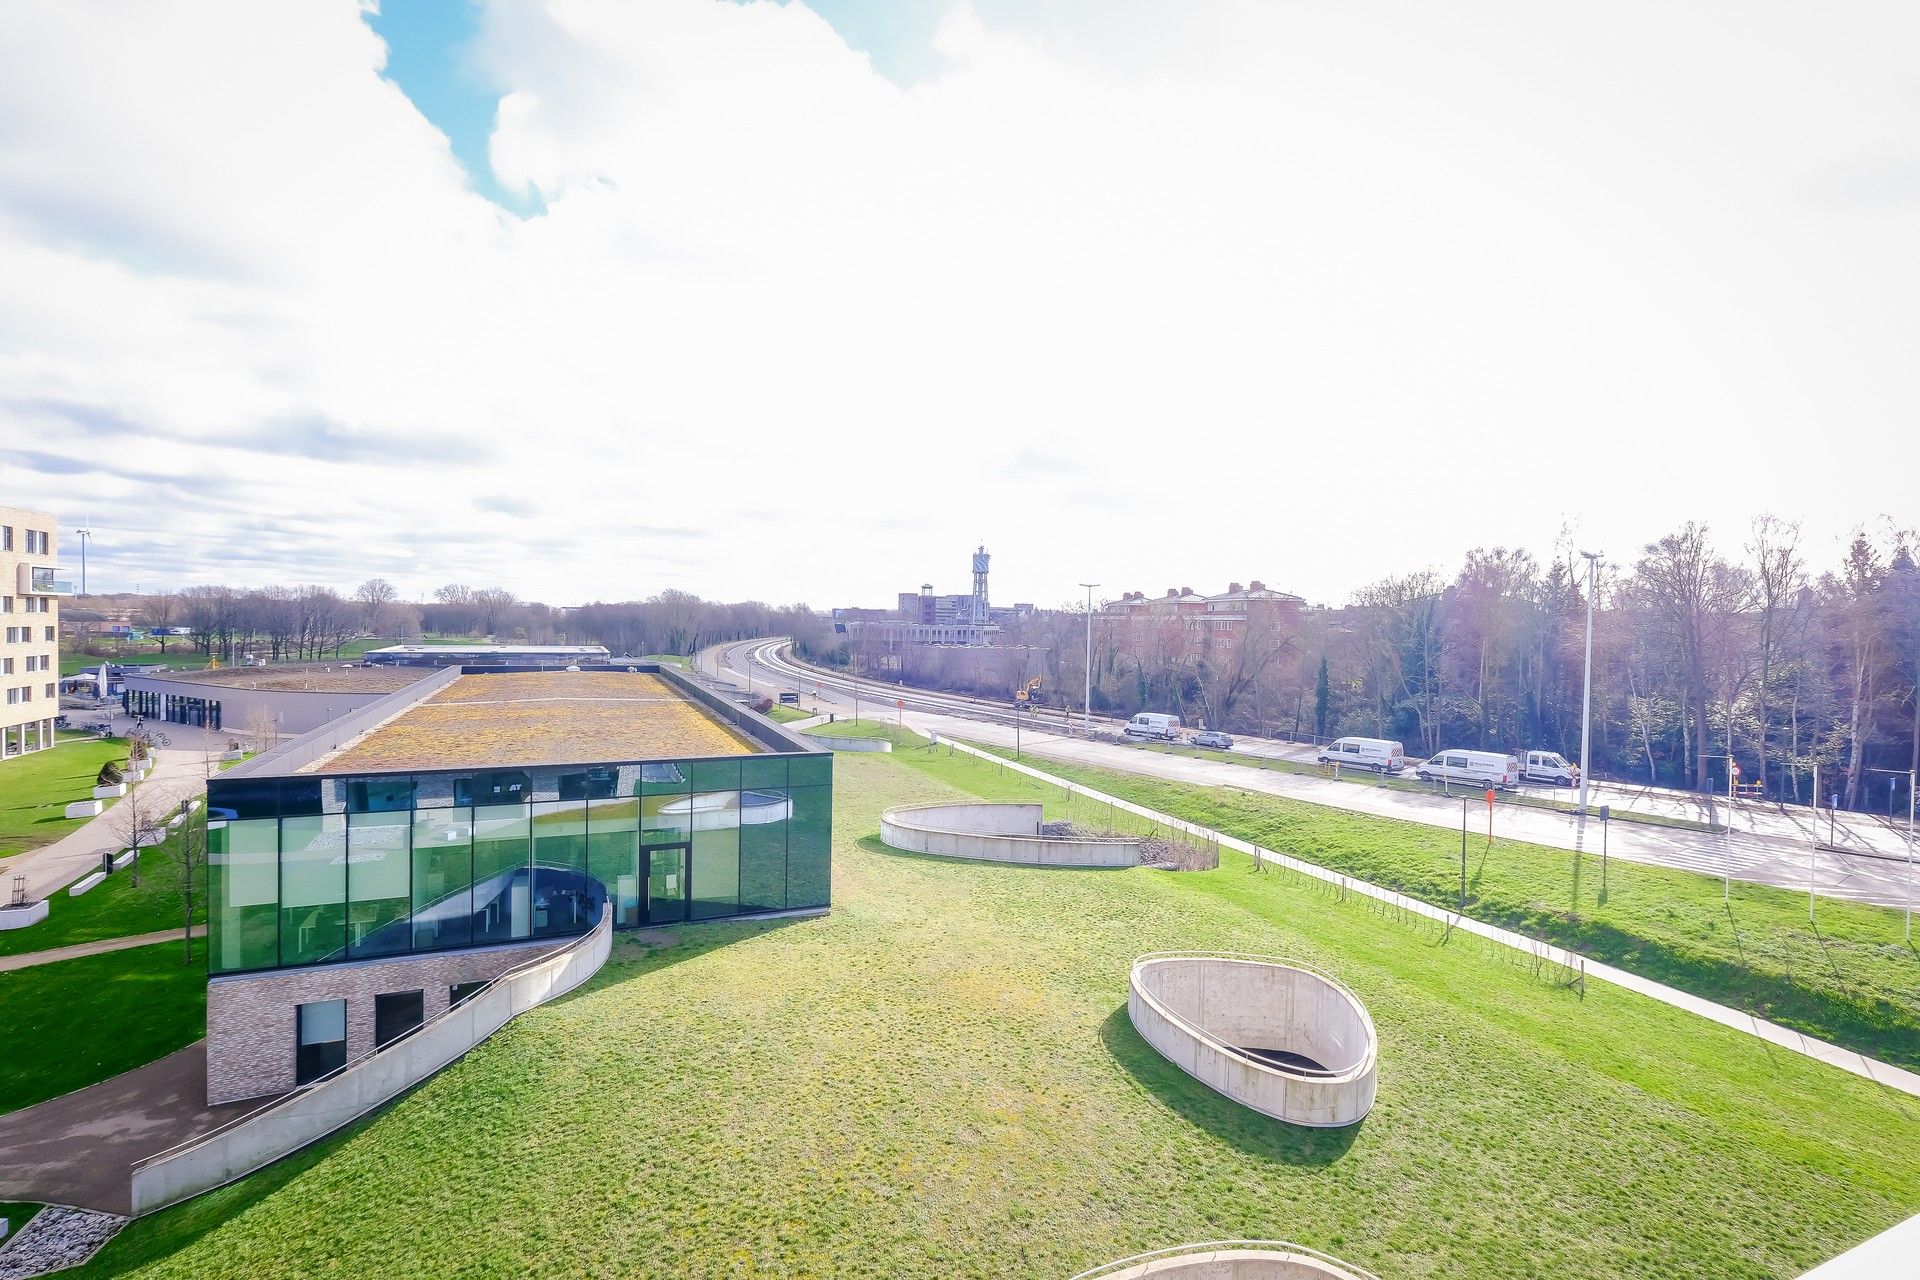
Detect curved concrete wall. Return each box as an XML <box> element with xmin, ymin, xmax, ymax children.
<box><xmin>129</xmin><ymin>907</ymin><xmax>612</xmax><ymax>1215</ymax></box>
<box><xmin>809</xmin><ymin>734</ymin><xmax>893</xmax><ymax>753</ymax></box>
<box><xmin>1129</xmin><ymin>954</ymin><xmax>1377</xmax><ymax>1128</ymax></box>
<box><xmin>1073</xmin><ymin>1243</ymin><xmax>1378</xmax><ymax>1280</ymax></box>
<box><xmin>881</xmin><ymin>802</ymin><xmax>1141</xmax><ymax>867</ymax></box>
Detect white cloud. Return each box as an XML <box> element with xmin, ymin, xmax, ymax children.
<box><xmin>1</xmin><ymin>0</ymin><xmax>1916</xmax><ymax>609</ymax></box>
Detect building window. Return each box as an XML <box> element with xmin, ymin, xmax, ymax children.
<box><xmin>44</xmin><ymin>683</ymin><xmax>54</xmax><ymax>699</ymax></box>
<box><xmin>1</xmin><ymin>659</ymin><xmax>10</xmax><ymax>675</ymax></box>
<box><xmin>373</xmin><ymin>990</ymin><xmax>424</xmax><ymax>1048</ymax></box>
<box><xmin>43</xmin><ymin>627</ymin><xmax>53</xmax><ymax>642</ymax></box>
<box><xmin>295</xmin><ymin>999</ymin><xmax>348</xmax><ymax>1085</ymax></box>
<box><xmin>450</xmin><ymin>981</ymin><xmax>487</xmax><ymax>1008</ymax></box>
<box><xmin>0</xmin><ymin>526</ymin><xmax>11</xmax><ymax>551</ymax></box>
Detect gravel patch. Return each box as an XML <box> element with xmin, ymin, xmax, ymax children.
<box><xmin>0</xmin><ymin>1207</ymin><xmax>126</xmax><ymax>1278</ymax></box>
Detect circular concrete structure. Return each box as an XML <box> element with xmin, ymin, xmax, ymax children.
<box><xmin>1128</xmin><ymin>953</ymin><xmax>1377</xmax><ymax>1128</ymax></box>
<box><xmin>1069</xmin><ymin>1241</ymin><xmax>1380</xmax><ymax>1280</ymax></box>
<box><xmin>881</xmin><ymin>802</ymin><xmax>1141</xmax><ymax>867</ymax></box>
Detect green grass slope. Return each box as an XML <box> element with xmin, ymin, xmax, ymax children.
<box><xmin>75</xmin><ymin>752</ymin><xmax>1920</xmax><ymax>1279</ymax></box>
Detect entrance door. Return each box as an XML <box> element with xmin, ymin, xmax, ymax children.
<box><xmin>646</xmin><ymin>844</ymin><xmax>690</xmax><ymax>925</ymax></box>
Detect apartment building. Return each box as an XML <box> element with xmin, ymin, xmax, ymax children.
<box><xmin>0</xmin><ymin>504</ymin><xmax>69</xmax><ymax>760</ymax></box>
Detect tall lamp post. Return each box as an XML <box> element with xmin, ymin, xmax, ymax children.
<box><xmin>1577</xmin><ymin>551</ymin><xmax>1603</xmax><ymax>816</ymax></box>
<box><xmin>1078</xmin><ymin>582</ymin><xmax>1099</xmax><ymax>736</ymax></box>
<box><xmin>75</xmin><ymin>527</ymin><xmax>91</xmax><ymax>597</ymax></box>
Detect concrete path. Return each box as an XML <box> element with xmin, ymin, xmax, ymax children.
<box><xmin>0</xmin><ymin>926</ymin><xmax>205</xmax><ymax>973</ymax></box>
<box><xmin>0</xmin><ymin>731</ymin><xmax>217</xmax><ymax>903</ymax></box>
<box><xmin>0</xmin><ymin>1043</ymin><xmax>266</xmax><ymax>1216</ymax></box>
<box><xmin>934</xmin><ymin>735</ymin><xmax>1920</xmax><ymax>1100</ymax></box>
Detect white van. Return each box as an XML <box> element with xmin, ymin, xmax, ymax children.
<box><xmin>1124</xmin><ymin>712</ymin><xmax>1182</xmax><ymax>741</ymax></box>
<box><xmin>1520</xmin><ymin>750</ymin><xmax>1578</xmax><ymax>786</ymax></box>
<box><xmin>1416</xmin><ymin>749</ymin><xmax>1520</xmax><ymax>790</ymax></box>
<box><xmin>1315</xmin><ymin>737</ymin><xmax>1406</xmax><ymax>774</ymax></box>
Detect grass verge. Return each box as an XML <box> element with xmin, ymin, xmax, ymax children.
<box><xmin>0</xmin><ymin>820</ymin><xmax>204</xmax><ymax>958</ymax></box>
<box><xmin>973</xmin><ymin>743</ymin><xmax>1920</xmax><ymax>1072</ymax></box>
<box><xmin>0</xmin><ymin>739</ymin><xmax>129</xmax><ymax>860</ymax></box>
<box><xmin>0</xmin><ymin>940</ymin><xmax>206</xmax><ymax>1111</ymax></box>
<box><xmin>78</xmin><ymin>750</ymin><xmax>1920</xmax><ymax>1279</ymax></box>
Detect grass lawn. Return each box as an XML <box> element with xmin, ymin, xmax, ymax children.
<box><xmin>0</xmin><ymin>824</ymin><xmax>203</xmax><ymax>958</ymax></box>
<box><xmin>805</xmin><ymin>716</ymin><xmax>920</xmax><ymax>747</ymax></box>
<box><xmin>0</xmin><ymin>1202</ymin><xmax>40</xmax><ymax>1236</ymax></box>
<box><xmin>636</xmin><ymin>653</ymin><xmax>689</xmax><ymax>667</ymax></box>
<box><xmin>0</xmin><ymin>738</ymin><xmax>128</xmax><ymax>860</ymax></box>
<box><xmin>973</xmin><ymin>744</ymin><xmax>1920</xmax><ymax>1074</ymax></box>
<box><xmin>79</xmin><ymin>750</ymin><xmax>1920</xmax><ymax>1279</ymax></box>
<box><xmin>0</xmin><ymin>940</ymin><xmax>206</xmax><ymax>1111</ymax></box>
<box><xmin>1144</xmin><ymin>743</ymin><xmax>1726</xmax><ymax>834</ymax></box>
<box><xmin>763</xmin><ymin>703</ymin><xmax>812</xmax><ymax>724</ymax></box>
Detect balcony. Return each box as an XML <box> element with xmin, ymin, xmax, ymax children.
<box><xmin>18</xmin><ymin>564</ymin><xmax>75</xmax><ymax>596</ymax></box>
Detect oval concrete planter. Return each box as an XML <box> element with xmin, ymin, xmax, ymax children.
<box><xmin>881</xmin><ymin>802</ymin><xmax>1141</xmax><ymax>867</ymax></box>
<box><xmin>809</xmin><ymin>734</ymin><xmax>892</xmax><ymax>753</ymax></box>
<box><xmin>1128</xmin><ymin>953</ymin><xmax>1377</xmax><ymax>1128</ymax></box>
<box><xmin>1069</xmin><ymin>1241</ymin><xmax>1379</xmax><ymax>1280</ymax></box>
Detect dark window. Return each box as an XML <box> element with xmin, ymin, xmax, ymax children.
<box><xmin>374</xmin><ymin>990</ymin><xmax>424</xmax><ymax>1048</ymax></box>
<box><xmin>453</xmin><ymin>770</ymin><xmax>530</xmax><ymax>806</ymax></box>
<box><xmin>450</xmin><ymin>981</ymin><xmax>487</xmax><ymax>1008</ymax></box>
<box><xmin>348</xmin><ymin>775</ymin><xmax>415</xmax><ymax>813</ymax></box>
<box><xmin>296</xmin><ymin>1000</ymin><xmax>347</xmax><ymax>1085</ymax></box>
<box><xmin>557</xmin><ymin>768</ymin><xmax>617</xmax><ymax>800</ymax></box>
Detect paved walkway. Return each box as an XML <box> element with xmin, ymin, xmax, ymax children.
<box><xmin>0</xmin><ymin>730</ymin><xmax>217</xmax><ymax>903</ymax></box>
<box><xmin>0</xmin><ymin>926</ymin><xmax>206</xmax><ymax>972</ymax></box>
<box><xmin>0</xmin><ymin>1043</ymin><xmax>266</xmax><ymax>1216</ymax></box>
<box><xmin>934</xmin><ymin>733</ymin><xmax>1920</xmax><ymax>1099</ymax></box>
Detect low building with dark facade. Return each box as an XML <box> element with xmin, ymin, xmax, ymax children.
<box><xmin>123</xmin><ymin>663</ymin><xmax>434</xmax><ymax>736</ymax></box>
<box><xmin>202</xmin><ymin>663</ymin><xmax>831</xmax><ymax>1103</ymax></box>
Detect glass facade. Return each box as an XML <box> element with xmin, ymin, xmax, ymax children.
<box><xmin>205</xmin><ymin>751</ymin><xmax>832</xmax><ymax>975</ymax></box>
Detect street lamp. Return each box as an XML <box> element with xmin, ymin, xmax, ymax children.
<box><xmin>75</xmin><ymin>527</ymin><xmax>91</xmax><ymax>596</ymax></box>
<box><xmin>1078</xmin><ymin>582</ymin><xmax>1099</xmax><ymax>736</ymax></box>
<box><xmin>1577</xmin><ymin>551</ymin><xmax>1602</xmax><ymax>816</ymax></box>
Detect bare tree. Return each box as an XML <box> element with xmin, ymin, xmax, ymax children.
<box><xmin>355</xmin><ymin>577</ymin><xmax>398</xmax><ymax>636</ymax></box>
<box><xmin>145</xmin><ymin>590</ymin><xmax>178</xmax><ymax>653</ymax></box>
<box><xmin>109</xmin><ymin>741</ymin><xmax>160</xmax><ymax>887</ymax></box>
<box><xmin>246</xmin><ymin>705</ymin><xmax>279</xmax><ymax>756</ymax></box>
<box><xmin>1747</xmin><ymin>516</ymin><xmax>1806</xmax><ymax>796</ymax></box>
<box><xmin>1634</xmin><ymin>524</ymin><xmax>1748</xmax><ymax>792</ymax></box>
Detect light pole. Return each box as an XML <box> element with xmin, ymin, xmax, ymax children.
<box><xmin>75</xmin><ymin>527</ymin><xmax>91</xmax><ymax>596</ymax></box>
<box><xmin>1577</xmin><ymin>551</ymin><xmax>1602</xmax><ymax>816</ymax></box>
<box><xmin>1078</xmin><ymin>582</ymin><xmax>1099</xmax><ymax>736</ymax></box>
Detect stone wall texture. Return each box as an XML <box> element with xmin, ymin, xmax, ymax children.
<box><xmin>206</xmin><ymin>938</ymin><xmax>559</xmax><ymax>1104</ymax></box>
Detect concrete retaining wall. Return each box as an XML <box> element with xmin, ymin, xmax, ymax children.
<box><xmin>0</xmin><ymin>900</ymin><xmax>49</xmax><ymax>931</ymax></box>
<box><xmin>67</xmin><ymin>871</ymin><xmax>107</xmax><ymax>897</ymax></box>
<box><xmin>131</xmin><ymin>908</ymin><xmax>612</xmax><ymax>1215</ymax></box>
<box><xmin>1128</xmin><ymin>954</ymin><xmax>1377</xmax><ymax>1129</ymax></box>
<box><xmin>881</xmin><ymin>802</ymin><xmax>1141</xmax><ymax>867</ymax></box>
<box><xmin>809</xmin><ymin>734</ymin><xmax>893</xmax><ymax>753</ymax></box>
<box><xmin>1073</xmin><ymin>1243</ymin><xmax>1379</xmax><ymax>1280</ymax></box>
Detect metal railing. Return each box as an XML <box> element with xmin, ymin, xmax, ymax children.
<box><xmin>129</xmin><ymin>903</ymin><xmax>610</xmax><ymax>1213</ymax></box>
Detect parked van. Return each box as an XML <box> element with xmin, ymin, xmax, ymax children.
<box><xmin>1520</xmin><ymin>749</ymin><xmax>1578</xmax><ymax>786</ymax></box>
<box><xmin>1316</xmin><ymin>737</ymin><xmax>1406</xmax><ymax>774</ymax></box>
<box><xmin>1124</xmin><ymin>712</ymin><xmax>1182</xmax><ymax>741</ymax></box>
<box><xmin>1415</xmin><ymin>749</ymin><xmax>1520</xmax><ymax>790</ymax></box>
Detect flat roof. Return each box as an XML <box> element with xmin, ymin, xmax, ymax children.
<box><xmin>128</xmin><ymin>665</ymin><xmax>433</xmax><ymax>694</ymax></box>
<box><xmin>306</xmin><ymin>670</ymin><xmax>760</xmax><ymax>774</ymax></box>
<box><xmin>365</xmin><ymin>643</ymin><xmax>610</xmax><ymax>656</ymax></box>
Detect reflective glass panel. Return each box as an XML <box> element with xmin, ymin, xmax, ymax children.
<box><xmin>587</xmin><ymin>797</ymin><xmax>640</xmax><ymax>929</ymax></box>
<box><xmin>210</xmin><ymin>818</ymin><xmax>279</xmax><ymax>972</ymax></box>
<box><xmin>738</xmin><ymin>788</ymin><xmax>789</xmax><ymax>912</ymax></box>
<box><xmin>785</xmin><ymin>786</ymin><xmax>831</xmax><ymax>909</ymax></box>
<box><xmin>348</xmin><ymin>811</ymin><xmax>411</xmax><ymax>958</ymax></box>
<box><xmin>280</xmin><ymin>814</ymin><xmax>348</xmax><ymax>964</ymax></box>
<box><xmin>531</xmin><ymin>799</ymin><xmax>592</xmax><ymax>938</ymax></box>
<box><xmin>472</xmin><ymin>803</ymin><xmax>531</xmax><ymax>944</ymax></box>
<box><xmin>412</xmin><ymin>807</ymin><xmax>473</xmax><ymax>952</ymax></box>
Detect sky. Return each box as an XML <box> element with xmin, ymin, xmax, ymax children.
<box><xmin>1</xmin><ymin>1</ymin><xmax>1916</xmax><ymax>611</ymax></box>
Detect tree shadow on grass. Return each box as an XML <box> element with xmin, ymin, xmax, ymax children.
<box><xmin>1097</xmin><ymin>1006</ymin><xmax>1361</xmax><ymax>1167</ymax></box>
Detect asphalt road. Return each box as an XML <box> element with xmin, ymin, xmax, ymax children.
<box><xmin>701</xmin><ymin>638</ymin><xmax>1920</xmax><ymax>911</ymax></box>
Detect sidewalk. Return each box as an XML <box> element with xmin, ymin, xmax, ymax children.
<box><xmin>0</xmin><ymin>731</ymin><xmax>217</xmax><ymax>903</ymax></box>
<box><xmin>0</xmin><ymin>926</ymin><xmax>206</xmax><ymax>972</ymax></box>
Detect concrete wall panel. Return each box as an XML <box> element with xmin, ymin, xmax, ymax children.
<box><xmin>881</xmin><ymin>802</ymin><xmax>1141</xmax><ymax>868</ymax></box>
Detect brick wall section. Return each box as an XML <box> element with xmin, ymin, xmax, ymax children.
<box><xmin>206</xmin><ymin>938</ymin><xmax>561</xmax><ymax>1105</ymax></box>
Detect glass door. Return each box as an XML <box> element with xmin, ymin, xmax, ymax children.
<box><xmin>646</xmin><ymin>843</ymin><xmax>690</xmax><ymax>925</ymax></box>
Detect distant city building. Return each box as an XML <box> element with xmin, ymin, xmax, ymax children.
<box><xmin>364</xmin><ymin>643</ymin><xmax>612</xmax><ymax>668</ymax></box>
<box><xmin>0</xmin><ymin>504</ymin><xmax>69</xmax><ymax>762</ymax></box>
<box><xmin>835</xmin><ymin>545</ymin><xmax>1032</xmax><ymax>650</ymax></box>
<box><xmin>1102</xmin><ymin>580</ymin><xmax>1305</xmax><ymax>661</ymax></box>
